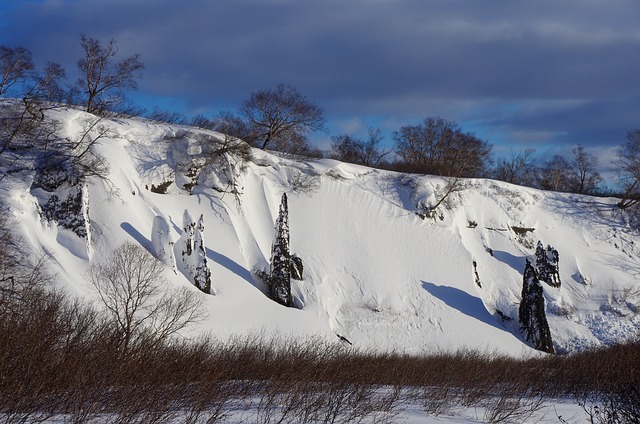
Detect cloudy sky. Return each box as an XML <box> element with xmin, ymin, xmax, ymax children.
<box><xmin>1</xmin><ymin>0</ymin><xmax>639</xmax><ymax>168</ymax></box>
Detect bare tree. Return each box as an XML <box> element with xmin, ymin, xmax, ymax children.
<box><xmin>0</xmin><ymin>43</ymin><xmax>66</xmax><ymax>110</ymax></box>
<box><xmin>616</xmin><ymin>130</ymin><xmax>640</xmax><ymax>209</ymax></box>
<box><xmin>393</xmin><ymin>117</ymin><xmax>491</xmax><ymax>220</ymax></box>
<box><xmin>570</xmin><ymin>144</ymin><xmax>601</xmax><ymax>195</ymax></box>
<box><xmin>239</xmin><ymin>84</ymin><xmax>325</xmax><ymax>153</ymax></box>
<box><xmin>76</xmin><ymin>34</ymin><xmax>144</xmax><ymax>115</ymax></box>
<box><xmin>0</xmin><ymin>57</ymin><xmax>66</xmax><ymax>177</ymax></box>
<box><xmin>0</xmin><ymin>46</ymin><xmax>34</xmax><ymax>97</ymax></box>
<box><xmin>28</xmin><ymin>62</ymin><xmax>67</xmax><ymax>104</ymax></box>
<box><xmin>393</xmin><ymin>116</ymin><xmax>492</xmax><ymax>178</ymax></box>
<box><xmin>330</xmin><ymin>127</ymin><xmax>390</xmax><ymax>167</ymax></box>
<box><xmin>330</xmin><ymin>134</ymin><xmax>360</xmax><ymax>163</ymax></box>
<box><xmin>538</xmin><ymin>155</ymin><xmax>571</xmax><ymax>192</ymax></box>
<box><xmin>493</xmin><ymin>148</ymin><xmax>538</xmax><ymax>187</ymax></box>
<box><xmin>86</xmin><ymin>242</ymin><xmax>207</xmax><ymax>353</ymax></box>
<box><xmin>0</xmin><ymin>45</ymin><xmax>66</xmax><ymax>154</ymax></box>
<box><xmin>0</xmin><ymin>46</ymin><xmax>111</xmax><ymax>189</ymax></box>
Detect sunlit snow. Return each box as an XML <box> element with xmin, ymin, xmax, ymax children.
<box><xmin>4</xmin><ymin>107</ymin><xmax>640</xmax><ymax>357</ymax></box>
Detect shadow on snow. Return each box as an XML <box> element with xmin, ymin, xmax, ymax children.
<box><xmin>121</xmin><ymin>221</ymin><xmax>254</xmax><ymax>286</ymax></box>
<box><xmin>421</xmin><ymin>281</ymin><xmax>504</xmax><ymax>331</ymax></box>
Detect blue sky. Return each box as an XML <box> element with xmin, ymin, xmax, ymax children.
<box><xmin>2</xmin><ymin>0</ymin><xmax>640</xmax><ymax>171</ymax></box>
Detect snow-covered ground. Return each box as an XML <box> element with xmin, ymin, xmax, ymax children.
<box><xmin>3</xmin><ymin>107</ymin><xmax>640</xmax><ymax>357</ymax></box>
<box><xmin>35</xmin><ymin>397</ymin><xmax>591</xmax><ymax>423</ymax></box>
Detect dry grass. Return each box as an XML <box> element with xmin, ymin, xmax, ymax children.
<box><xmin>1</xmin><ymin>217</ymin><xmax>638</xmax><ymax>422</ymax></box>
<box><xmin>1</xmin><ymin>284</ymin><xmax>639</xmax><ymax>423</ymax></box>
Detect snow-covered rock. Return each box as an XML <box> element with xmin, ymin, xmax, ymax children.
<box><xmin>174</xmin><ymin>210</ymin><xmax>213</xmax><ymax>294</ymax></box>
<box><xmin>151</xmin><ymin>214</ymin><xmax>176</xmax><ymax>272</ymax></box>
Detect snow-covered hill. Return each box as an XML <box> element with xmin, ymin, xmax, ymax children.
<box><xmin>4</xmin><ymin>107</ymin><xmax>640</xmax><ymax>356</ymax></box>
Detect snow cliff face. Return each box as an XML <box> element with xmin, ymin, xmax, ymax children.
<box><xmin>3</xmin><ymin>108</ymin><xmax>640</xmax><ymax>356</ymax></box>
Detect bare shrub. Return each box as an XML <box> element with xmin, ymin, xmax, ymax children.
<box><xmin>2</xmin><ymin>219</ymin><xmax>639</xmax><ymax>424</ymax></box>
<box><xmin>1</xmin><ymin>101</ymin><xmax>111</xmax><ymax>188</ymax></box>
<box><xmin>411</xmin><ymin>385</ymin><xmax>456</xmax><ymax>416</ymax></box>
<box><xmin>0</xmin><ymin>290</ymin><xmax>70</xmax><ymax>422</ymax></box>
<box><xmin>570</xmin><ymin>341</ymin><xmax>640</xmax><ymax>424</ymax></box>
<box><xmin>0</xmin><ymin>214</ymin><xmax>50</xmax><ymax>302</ymax></box>
<box><xmin>35</xmin><ymin>114</ymin><xmax>111</xmax><ymax>183</ymax></box>
<box><xmin>289</xmin><ymin>171</ymin><xmax>321</xmax><ymax>195</ymax></box>
<box><xmin>482</xmin><ymin>389</ymin><xmax>545</xmax><ymax>424</ymax></box>
<box><xmin>178</xmin><ymin>381</ymin><xmax>236</xmax><ymax>424</ymax></box>
<box><xmin>174</xmin><ymin>132</ymin><xmax>252</xmax><ymax>208</ymax></box>
<box><xmin>604</xmin><ymin>283</ymin><xmax>640</xmax><ymax>316</ymax></box>
<box><xmin>253</xmin><ymin>370</ymin><xmax>400</xmax><ymax>424</ymax></box>
<box><xmin>0</xmin><ymin>265</ymin><xmax>113</xmax><ymax>423</ymax></box>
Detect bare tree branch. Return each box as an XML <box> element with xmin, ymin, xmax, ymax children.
<box><xmin>86</xmin><ymin>242</ymin><xmax>208</xmax><ymax>354</ymax></box>
<box><xmin>76</xmin><ymin>35</ymin><xmax>144</xmax><ymax>115</ymax></box>
<box><xmin>240</xmin><ymin>84</ymin><xmax>325</xmax><ymax>154</ymax></box>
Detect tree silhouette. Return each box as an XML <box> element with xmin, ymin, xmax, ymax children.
<box><xmin>76</xmin><ymin>35</ymin><xmax>143</xmax><ymax>115</ymax></box>
<box><xmin>240</xmin><ymin>84</ymin><xmax>325</xmax><ymax>153</ymax></box>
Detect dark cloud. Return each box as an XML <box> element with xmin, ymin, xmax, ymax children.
<box><xmin>2</xmin><ymin>0</ymin><xmax>639</xmax><ymax>160</ymax></box>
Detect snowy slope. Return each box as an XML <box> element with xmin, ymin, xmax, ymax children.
<box><xmin>4</xmin><ymin>107</ymin><xmax>640</xmax><ymax>356</ymax></box>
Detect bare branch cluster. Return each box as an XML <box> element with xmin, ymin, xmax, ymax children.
<box><xmin>86</xmin><ymin>241</ymin><xmax>207</xmax><ymax>353</ymax></box>
<box><xmin>493</xmin><ymin>148</ymin><xmax>538</xmax><ymax>187</ymax></box>
<box><xmin>493</xmin><ymin>145</ymin><xmax>602</xmax><ymax>195</ymax></box>
<box><xmin>617</xmin><ymin>129</ymin><xmax>640</xmax><ymax>209</ymax></box>
<box><xmin>240</xmin><ymin>83</ymin><xmax>326</xmax><ymax>152</ymax></box>
<box><xmin>330</xmin><ymin>127</ymin><xmax>391</xmax><ymax>167</ymax></box>
<box><xmin>393</xmin><ymin>116</ymin><xmax>492</xmax><ymax>178</ymax></box>
<box><xmin>76</xmin><ymin>34</ymin><xmax>144</xmax><ymax>115</ymax></box>
<box><xmin>0</xmin><ymin>46</ymin><xmax>34</xmax><ymax>97</ymax></box>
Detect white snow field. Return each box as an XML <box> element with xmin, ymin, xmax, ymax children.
<box><xmin>4</xmin><ymin>107</ymin><xmax>640</xmax><ymax>358</ymax></box>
